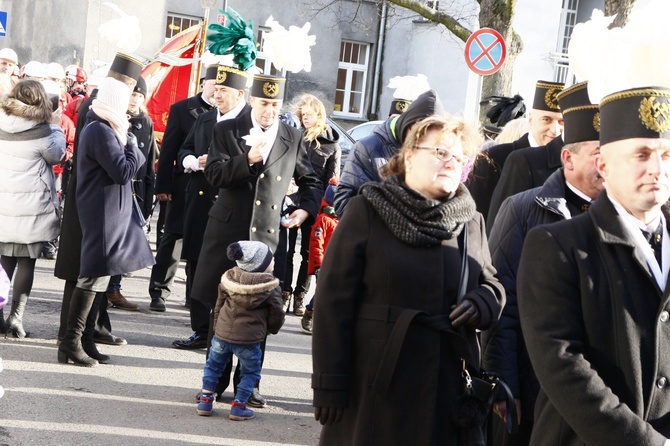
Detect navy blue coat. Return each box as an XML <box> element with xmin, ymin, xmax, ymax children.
<box><xmin>333</xmin><ymin>118</ymin><xmax>399</xmax><ymax>217</ymax></box>
<box><xmin>76</xmin><ymin>110</ymin><xmax>154</xmax><ymax>277</ymax></box>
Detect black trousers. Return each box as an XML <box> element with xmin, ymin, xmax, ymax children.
<box><xmin>187</xmin><ymin>260</ymin><xmax>210</xmax><ymax>336</ymax></box>
<box><xmin>148</xmin><ymin>231</ymin><xmax>183</xmax><ymax>300</ymax></box>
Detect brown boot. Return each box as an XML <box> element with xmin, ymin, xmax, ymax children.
<box><xmin>293</xmin><ymin>292</ymin><xmax>306</xmax><ymax>316</ymax></box>
<box><xmin>281</xmin><ymin>291</ymin><xmax>291</xmax><ymax>313</ymax></box>
<box><xmin>106</xmin><ymin>290</ymin><xmax>139</xmax><ymax>311</ymax></box>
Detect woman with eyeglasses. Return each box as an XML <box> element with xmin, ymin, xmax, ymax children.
<box><xmin>311</xmin><ymin>114</ymin><xmax>505</xmax><ymax>445</ymax></box>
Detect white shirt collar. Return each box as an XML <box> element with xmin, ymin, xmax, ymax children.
<box><xmin>609</xmin><ymin>195</ymin><xmax>668</xmax><ymax>289</ymax></box>
<box><xmin>527</xmin><ymin>132</ymin><xmax>540</xmax><ymax>148</ymax></box>
<box><xmin>565</xmin><ymin>180</ymin><xmax>593</xmax><ymax>203</ymax></box>
<box><xmin>249</xmin><ymin>112</ymin><xmax>280</xmax><ymax>164</ymax></box>
<box><xmin>217</xmin><ymin>99</ymin><xmax>246</xmax><ymax>122</ymax></box>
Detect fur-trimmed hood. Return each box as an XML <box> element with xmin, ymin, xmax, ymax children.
<box><xmin>0</xmin><ymin>98</ymin><xmax>46</xmax><ymax>134</ymax></box>
<box><xmin>221</xmin><ymin>267</ymin><xmax>280</xmax><ymax>310</ymax></box>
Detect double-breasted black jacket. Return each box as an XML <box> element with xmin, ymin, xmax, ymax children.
<box><xmin>190</xmin><ymin>113</ymin><xmax>322</xmax><ymax>305</ymax></box>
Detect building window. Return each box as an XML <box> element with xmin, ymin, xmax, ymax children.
<box><xmin>255</xmin><ymin>27</ymin><xmax>285</xmax><ymax>76</ymax></box>
<box><xmin>334</xmin><ymin>41</ymin><xmax>370</xmax><ymax>118</ymax></box>
<box><xmin>426</xmin><ymin>1</ymin><xmax>440</xmax><ymax>10</ymax></box>
<box><xmin>553</xmin><ymin>0</ymin><xmax>578</xmax><ymax>83</ymax></box>
<box><xmin>165</xmin><ymin>13</ymin><xmax>201</xmax><ymax>40</ymax></box>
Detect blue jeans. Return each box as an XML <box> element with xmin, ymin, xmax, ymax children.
<box><xmin>202</xmin><ymin>338</ymin><xmax>262</xmax><ymax>404</ymax></box>
<box><xmin>106</xmin><ymin>275</ymin><xmax>122</xmax><ymax>292</ymax></box>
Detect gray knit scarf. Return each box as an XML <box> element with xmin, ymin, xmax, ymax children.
<box><xmin>360</xmin><ymin>174</ymin><xmax>476</xmax><ymax>247</ymax></box>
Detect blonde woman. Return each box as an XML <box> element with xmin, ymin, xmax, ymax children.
<box><xmin>280</xmin><ymin>94</ymin><xmax>341</xmax><ymax>315</ymax></box>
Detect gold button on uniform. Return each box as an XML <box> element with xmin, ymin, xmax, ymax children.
<box><xmin>271</xmin><ymin>205</ymin><xmax>277</xmax><ymax>210</ymax></box>
<box><xmin>268</xmin><ymin>229</ymin><xmax>275</xmax><ymax>234</ymax></box>
<box><xmin>251</xmin><ymin>227</ymin><xmax>257</xmax><ymax>232</ymax></box>
<box><xmin>198</xmin><ymin>191</ymin><xmax>204</xmax><ymax>196</ymax></box>
<box><xmin>255</xmin><ymin>200</ymin><xmax>261</xmax><ymax>205</ymax></box>
<box><xmin>215</xmin><ymin>195</ymin><xmax>218</xmax><ymax>199</ymax></box>
<box><xmin>259</xmin><ymin>173</ymin><xmax>265</xmax><ymax>179</ymax></box>
<box><xmin>276</xmin><ymin>176</ymin><xmax>281</xmax><ymax>181</ymax></box>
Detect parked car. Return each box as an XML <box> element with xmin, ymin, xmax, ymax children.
<box><xmin>326</xmin><ymin>118</ymin><xmax>355</xmax><ymax>173</ymax></box>
<box><xmin>347</xmin><ymin>120</ymin><xmax>383</xmax><ymax>141</ymax></box>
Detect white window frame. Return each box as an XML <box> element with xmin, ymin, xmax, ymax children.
<box><xmin>333</xmin><ymin>41</ymin><xmax>370</xmax><ymax>119</ymax></box>
<box><xmin>553</xmin><ymin>0</ymin><xmax>579</xmax><ymax>82</ymax></box>
<box><xmin>165</xmin><ymin>13</ymin><xmax>201</xmax><ymax>41</ymax></box>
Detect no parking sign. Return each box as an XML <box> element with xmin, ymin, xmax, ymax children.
<box><xmin>464</xmin><ymin>28</ymin><xmax>506</xmax><ymax>76</ymax></box>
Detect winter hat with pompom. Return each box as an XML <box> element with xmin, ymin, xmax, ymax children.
<box><xmin>226</xmin><ymin>241</ymin><xmax>274</xmax><ymax>273</ymax></box>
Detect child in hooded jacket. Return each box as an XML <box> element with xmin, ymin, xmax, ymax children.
<box><xmin>196</xmin><ymin>241</ymin><xmax>285</xmax><ymax>420</ymax></box>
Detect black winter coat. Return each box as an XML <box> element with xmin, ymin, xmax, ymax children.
<box><xmin>155</xmin><ymin>93</ymin><xmax>213</xmax><ymax>234</ymax></box>
<box><xmin>128</xmin><ymin>109</ymin><xmax>157</xmax><ymax>218</ymax></box>
<box><xmin>518</xmin><ymin>192</ymin><xmax>670</xmax><ymax>446</ymax></box>
<box><xmin>55</xmin><ymin>93</ymin><xmax>95</xmax><ymax>281</ymax></box>
<box><xmin>312</xmin><ymin>195</ymin><xmax>505</xmax><ymax>445</ymax></box>
<box><xmin>487</xmin><ymin>135</ymin><xmax>564</xmax><ymax>229</ymax></box>
<box><xmin>483</xmin><ymin>169</ymin><xmax>576</xmax><ymax>423</ymax></box>
<box><xmin>176</xmin><ymin>103</ymin><xmax>251</xmax><ymax>261</ymax></box>
<box><xmin>190</xmin><ymin>114</ymin><xmax>322</xmax><ymax>305</ymax></box>
<box><xmin>305</xmin><ymin>125</ymin><xmax>341</xmax><ymax>189</ymax></box>
<box><xmin>333</xmin><ymin>118</ymin><xmax>399</xmax><ymax>217</ymax></box>
<box><xmin>465</xmin><ymin>133</ymin><xmax>530</xmax><ymax>222</ymax></box>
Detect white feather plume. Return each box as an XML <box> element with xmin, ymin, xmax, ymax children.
<box><xmin>98</xmin><ymin>2</ymin><xmax>142</xmax><ymax>53</ymax></box>
<box><xmin>262</xmin><ymin>16</ymin><xmax>316</xmax><ymax>73</ymax></box>
<box><xmin>568</xmin><ymin>0</ymin><xmax>670</xmax><ymax>104</ymax></box>
<box><xmin>388</xmin><ymin>74</ymin><xmax>430</xmax><ymax>100</ymax></box>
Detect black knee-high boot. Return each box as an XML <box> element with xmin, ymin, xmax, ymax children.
<box><xmin>57</xmin><ymin>280</ymin><xmax>76</xmax><ymax>341</ymax></box>
<box><xmin>58</xmin><ymin>287</ymin><xmax>98</xmax><ymax>367</ymax></box>
<box><xmin>81</xmin><ymin>293</ymin><xmax>110</xmax><ymax>363</ymax></box>
<box><xmin>6</xmin><ymin>296</ymin><xmax>29</xmax><ymax>338</ymax></box>
<box><xmin>0</xmin><ymin>308</ymin><xmax>6</xmax><ymax>334</ymax></box>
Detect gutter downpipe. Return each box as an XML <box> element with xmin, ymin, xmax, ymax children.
<box><xmin>371</xmin><ymin>0</ymin><xmax>387</xmax><ymax>119</ymax></box>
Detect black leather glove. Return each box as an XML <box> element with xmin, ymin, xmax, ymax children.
<box><xmin>449</xmin><ymin>298</ymin><xmax>481</xmax><ymax>328</ymax></box>
<box><xmin>314</xmin><ymin>406</ymin><xmax>344</xmax><ymax>425</ymax></box>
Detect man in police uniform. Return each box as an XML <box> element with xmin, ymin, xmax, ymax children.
<box><xmin>191</xmin><ymin>74</ymin><xmax>322</xmax><ymax>405</ymax></box>
<box><xmin>169</xmin><ymin>64</ymin><xmax>251</xmax><ymax>348</ymax></box>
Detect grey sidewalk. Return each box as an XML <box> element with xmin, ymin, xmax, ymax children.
<box><xmin>0</xmin><ymin>250</ymin><xmax>321</xmax><ymax>445</ymax></box>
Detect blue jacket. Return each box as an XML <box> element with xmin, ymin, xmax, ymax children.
<box><xmin>333</xmin><ymin>118</ymin><xmax>399</xmax><ymax>217</ymax></box>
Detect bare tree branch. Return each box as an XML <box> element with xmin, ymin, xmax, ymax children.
<box><xmin>386</xmin><ymin>0</ymin><xmax>472</xmax><ymax>41</ymax></box>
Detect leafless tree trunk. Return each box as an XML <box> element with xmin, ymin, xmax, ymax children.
<box><xmin>604</xmin><ymin>0</ymin><xmax>635</xmax><ymax>28</ymax></box>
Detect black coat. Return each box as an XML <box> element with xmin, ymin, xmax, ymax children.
<box><xmin>305</xmin><ymin>125</ymin><xmax>341</xmax><ymax>189</ymax></box>
<box><xmin>487</xmin><ymin>135</ymin><xmax>564</xmax><ymax>229</ymax></box>
<box><xmin>176</xmin><ymin>103</ymin><xmax>251</xmax><ymax>262</ymax></box>
<box><xmin>128</xmin><ymin>109</ymin><xmax>157</xmax><ymax>218</ymax></box>
<box><xmin>518</xmin><ymin>192</ymin><xmax>670</xmax><ymax>446</ymax></box>
<box><xmin>190</xmin><ymin>113</ymin><xmax>322</xmax><ymax>305</ymax></box>
<box><xmin>465</xmin><ymin>133</ymin><xmax>530</xmax><ymax>222</ymax></box>
<box><xmin>155</xmin><ymin>93</ymin><xmax>213</xmax><ymax>234</ymax></box>
<box><xmin>483</xmin><ymin>169</ymin><xmax>576</xmax><ymax>423</ymax></box>
<box><xmin>55</xmin><ymin>93</ymin><xmax>95</xmax><ymax>281</ymax></box>
<box><xmin>312</xmin><ymin>195</ymin><xmax>504</xmax><ymax>445</ymax></box>
<box><xmin>76</xmin><ymin>110</ymin><xmax>154</xmax><ymax>277</ymax></box>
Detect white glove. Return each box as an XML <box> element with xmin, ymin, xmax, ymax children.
<box><xmin>182</xmin><ymin>155</ymin><xmax>201</xmax><ymax>173</ymax></box>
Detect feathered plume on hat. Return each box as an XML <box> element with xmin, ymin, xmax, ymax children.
<box><xmin>480</xmin><ymin>94</ymin><xmax>526</xmax><ymax>128</ymax></box>
<box><xmin>98</xmin><ymin>2</ymin><xmax>142</xmax><ymax>53</ymax></box>
<box><xmin>262</xmin><ymin>16</ymin><xmax>316</xmax><ymax>73</ymax></box>
<box><xmin>388</xmin><ymin>74</ymin><xmax>431</xmax><ymax>101</ymax></box>
<box><xmin>207</xmin><ymin>8</ymin><xmax>257</xmax><ymax>71</ymax></box>
<box><xmin>568</xmin><ymin>0</ymin><xmax>670</xmax><ymax>104</ymax></box>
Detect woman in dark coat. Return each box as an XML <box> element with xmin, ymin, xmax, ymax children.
<box><xmin>312</xmin><ymin>114</ymin><xmax>505</xmax><ymax>445</ymax></box>
<box><xmin>281</xmin><ymin>94</ymin><xmax>341</xmax><ymax>315</ymax></box>
<box><xmin>58</xmin><ymin>77</ymin><xmax>154</xmax><ymax>367</ymax></box>
<box><xmin>105</xmin><ymin>76</ymin><xmax>157</xmax><ymax>309</ymax></box>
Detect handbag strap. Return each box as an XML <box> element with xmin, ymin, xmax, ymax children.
<box><xmin>457</xmin><ymin>227</ymin><xmax>469</xmax><ymax>304</ymax></box>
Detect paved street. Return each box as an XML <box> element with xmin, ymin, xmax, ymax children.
<box><xmin>0</xmin><ymin>236</ymin><xmax>321</xmax><ymax>446</ymax></box>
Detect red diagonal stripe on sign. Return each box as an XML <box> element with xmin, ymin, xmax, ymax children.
<box><xmin>471</xmin><ymin>35</ymin><xmax>500</xmax><ymax>66</ymax></box>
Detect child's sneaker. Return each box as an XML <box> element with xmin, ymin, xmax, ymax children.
<box><xmin>196</xmin><ymin>392</ymin><xmax>214</xmax><ymax>416</ymax></box>
<box><xmin>229</xmin><ymin>400</ymin><xmax>255</xmax><ymax>421</ymax></box>
<box><xmin>301</xmin><ymin>309</ymin><xmax>313</xmax><ymax>334</ymax></box>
